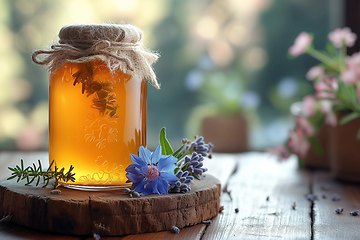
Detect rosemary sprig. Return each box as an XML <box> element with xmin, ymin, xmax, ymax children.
<box><xmin>7</xmin><ymin>160</ymin><xmax>76</xmax><ymax>189</ymax></box>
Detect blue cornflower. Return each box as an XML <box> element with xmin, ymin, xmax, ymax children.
<box><xmin>125</xmin><ymin>145</ymin><xmax>178</xmax><ymax>195</ymax></box>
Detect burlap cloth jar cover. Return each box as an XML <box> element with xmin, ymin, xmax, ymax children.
<box><xmin>32</xmin><ymin>23</ymin><xmax>160</xmax><ymax>89</ymax></box>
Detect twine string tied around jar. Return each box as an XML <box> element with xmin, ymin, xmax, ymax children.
<box><xmin>32</xmin><ymin>24</ymin><xmax>160</xmax><ymax>89</ymax></box>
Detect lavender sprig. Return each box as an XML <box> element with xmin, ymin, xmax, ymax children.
<box><xmin>183</xmin><ymin>136</ymin><xmax>213</xmax><ymax>157</ymax></box>
<box><xmin>157</xmin><ymin>128</ymin><xmax>213</xmax><ymax>195</ymax></box>
<box><xmin>169</xmin><ymin>170</ymin><xmax>194</xmax><ymax>193</ymax></box>
<box><xmin>183</xmin><ymin>152</ymin><xmax>208</xmax><ymax>179</ymax></box>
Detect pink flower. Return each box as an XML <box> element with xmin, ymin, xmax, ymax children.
<box><xmin>267</xmin><ymin>146</ymin><xmax>291</xmax><ymax>161</ymax></box>
<box><xmin>314</xmin><ymin>81</ymin><xmax>335</xmax><ymax>99</ymax></box>
<box><xmin>297</xmin><ymin>116</ymin><xmax>314</xmax><ymax>136</ymax></box>
<box><xmin>322</xmin><ymin>76</ymin><xmax>339</xmax><ymax>91</ymax></box>
<box><xmin>346</xmin><ymin>52</ymin><xmax>360</xmax><ymax>73</ymax></box>
<box><xmin>320</xmin><ymin>100</ymin><xmax>332</xmax><ymax>113</ymax></box>
<box><xmin>289</xmin><ymin>32</ymin><xmax>313</xmax><ymax>57</ymax></box>
<box><xmin>341</xmin><ymin>70</ymin><xmax>358</xmax><ymax>85</ymax></box>
<box><xmin>301</xmin><ymin>95</ymin><xmax>316</xmax><ymax>117</ymax></box>
<box><xmin>306</xmin><ymin>66</ymin><xmax>324</xmax><ymax>81</ymax></box>
<box><xmin>325</xmin><ymin>111</ymin><xmax>337</xmax><ymax>127</ymax></box>
<box><xmin>343</xmin><ymin>52</ymin><xmax>360</xmax><ymax>85</ymax></box>
<box><xmin>287</xmin><ymin>128</ymin><xmax>310</xmax><ymax>158</ymax></box>
<box><xmin>320</xmin><ymin>100</ymin><xmax>337</xmax><ymax>126</ymax></box>
<box><xmin>328</xmin><ymin>27</ymin><xmax>357</xmax><ymax>48</ymax></box>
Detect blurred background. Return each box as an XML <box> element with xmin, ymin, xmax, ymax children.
<box><xmin>0</xmin><ymin>0</ymin><xmax>344</xmax><ymax>151</ymax></box>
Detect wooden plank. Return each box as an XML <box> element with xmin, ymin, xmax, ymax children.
<box><xmin>202</xmin><ymin>152</ymin><xmax>312</xmax><ymax>239</ymax></box>
<box><xmin>0</xmin><ymin>222</ymin><xmax>81</xmax><ymax>240</ymax></box>
<box><xmin>312</xmin><ymin>171</ymin><xmax>360</xmax><ymax>240</ymax></box>
<box><xmin>84</xmin><ymin>224</ymin><xmax>206</xmax><ymax>240</ymax></box>
<box><xmin>206</xmin><ymin>153</ymin><xmax>238</xmax><ymax>188</ymax></box>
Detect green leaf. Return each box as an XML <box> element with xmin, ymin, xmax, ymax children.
<box><xmin>326</xmin><ymin>42</ymin><xmax>336</xmax><ymax>55</ymax></box>
<box><xmin>308</xmin><ymin>136</ymin><xmax>323</xmax><ymax>156</ymax></box>
<box><xmin>298</xmin><ymin>158</ymin><xmax>305</xmax><ymax>169</ymax></box>
<box><xmin>159</xmin><ymin>127</ymin><xmax>173</xmax><ymax>155</ymax></box>
<box><xmin>27</xmin><ymin>176</ymin><xmax>36</xmax><ymax>185</ymax></box>
<box><xmin>178</xmin><ymin>152</ymin><xmax>189</xmax><ymax>161</ymax></box>
<box><xmin>181</xmin><ymin>162</ymin><xmax>191</xmax><ymax>171</ymax></box>
<box><xmin>174</xmin><ymin>167</ymin><xmax>180</xmax><ymax>175</ymax></box>
<box><xmin>192</xmin><ymin>173</ymin><xmax>201</xmax><ymax>180</ymax></box>
<box><xmin>7</xmin><ymin>175</ymin><xmax>17</xmax><ymax>180</ymax></box>
<box><xmin>176</xmin><ymin>158</ymin><xmax>184</xmax><ymax>167</ymax></box>
<box><xmin>173</xmin><ymin>143</ymin><xmax>186</xmax><ymax>158</ymax></box>
<box><xmin>339</xmin><ymin>112</ymin><xmax>360</xmax><ymax>125</ymax></box>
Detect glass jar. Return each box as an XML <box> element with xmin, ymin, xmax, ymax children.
<box><xmin>32</xmin><ymin>24</ymin><xmax>158</xmax><ymax>190</ymax></box>
<box><xmin>49</xmin><ymin>61</ymin><xmax>147</xmax><ymax>189</ymax></box>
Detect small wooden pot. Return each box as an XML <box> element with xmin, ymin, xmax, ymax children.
<box><xmin>201</xmin><ymin>115</ymin><xmax>248</xmax><ymax>153</ymax></box>
<box><xmin>329</xmin><ymin>113</ymin><xmax>360</xmax><ymax>182</ymax></box>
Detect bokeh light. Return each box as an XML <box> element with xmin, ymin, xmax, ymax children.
<box><xmin>0</xmin><ymin>0</ymin><xmax>339</xmax><ymax>151</ymax></box>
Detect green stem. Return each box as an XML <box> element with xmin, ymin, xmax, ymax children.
<box><xmin>307</xmin><ymin>49</ymin><xmax>340</xmax><ymax>72</ymax></box>
<box><xmin>339</xmin><ymin>45</ymin><xmax>347</xmax><ymax>72</ymax></box>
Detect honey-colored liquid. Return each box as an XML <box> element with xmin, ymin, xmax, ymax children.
<box><xmin>49</xmin><ymin>61</ymin><xmax>147</xmax><ymax>186</ymax></box>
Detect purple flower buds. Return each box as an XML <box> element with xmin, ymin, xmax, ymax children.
<box><xmin>202</xmin><ymin>220</ymin><xmax>212</xmax><ymax>225</ymax></box>
<box><xmin>350</xmin><ymin>210</ymin><xmax>359</xmax><ymax>216</ymax></box>
<box><xmin>172</xmin><ymin>226</ymin><xmax>180</xmax><ymax>234</ymax></box>
<box><xmin>335</xmin><ymin>208</ymin><xmax>343</xmax><ymax>214</ymax></box>
<box><xmin>331</xmin><ymin>194</ymin><xmax>342</xmax><ymax>201</ymax></box>
<box><xmin>169</xmin><ymin>170</ymin><xmax>193</xmax><ymax>193</ymax></box>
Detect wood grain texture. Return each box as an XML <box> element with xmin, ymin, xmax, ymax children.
<box><xmin>312</xmin><ymin>171</ymin><xmax>360</xmax><ymax>240</ymax></box>
<box><xmin>203</xmin><ymin>152</ymin><xmax>312</xmax><ymax>240</ymax></box>
<box><xmin>0</xmin><ymin>172</ymin><xmax>220</xmax><ymax>236</ymax></box>
<box><xmin>0</xmin><ymin>222</ymin><xmax>81</xmax><ymax>240</ymax></box>
<box><xmin>84</xmin><ymin>224</ymin><xmax>207</xmax><ymax>240</ymax></box>
<box><xmin>206</xmin><ymin>153</ymin><xmax>238</xmax><ymax>187</ymax></box>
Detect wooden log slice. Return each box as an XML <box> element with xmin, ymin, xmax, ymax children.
<box><xmin>0</xmin><ymin>175</ymin><xmax>220</xmax><ymax>236</ymax></box>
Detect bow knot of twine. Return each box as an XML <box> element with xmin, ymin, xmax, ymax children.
<box><xmin>32</xmin><ymin>24</ymin><xmax>160</xmax><ymax>89</ymax></box>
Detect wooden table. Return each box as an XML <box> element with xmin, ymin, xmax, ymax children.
<box><xmin>0</xmin><ymin>151</ymin><xmax>359</xmax><ymax>239</ymax></box>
